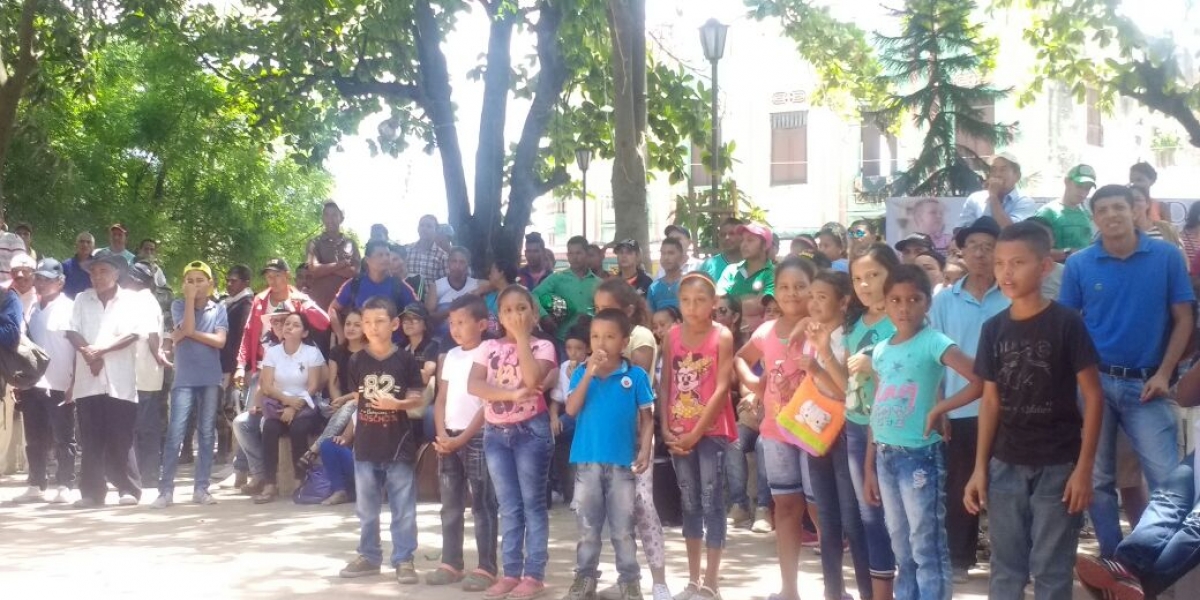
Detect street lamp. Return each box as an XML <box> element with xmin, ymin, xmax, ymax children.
<box><xmin>575</xmin><ymin>147</ymin><xmax>593</xmax><ymax>238</ymax></box>
<box><xmin>699</xmin><ymin>18</ymin><xmax>728</xmax><ymax>237</ymax></box>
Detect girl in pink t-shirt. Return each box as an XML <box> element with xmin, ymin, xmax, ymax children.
<box><xmin>467</xmin><ymin>285</ymin><xmax>556</xmax><ymax>599</ymax></box>
<box><xmin>660</xmin><ymin>273</ymin><xmax>736</xmax><ymax>600</ymax></box>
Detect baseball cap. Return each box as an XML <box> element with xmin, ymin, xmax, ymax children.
<box><xmin>736</xmin><ymin>223</ymin><xmax>773</xmax><ymax>246</ymax></box>
<box><xmin>109</xmin><ymin>222</ymin><xmax>128</xmax><ymax>233</ymax></box>
<box><xmin>261</xmin><ymin>257</ymin><xmax>290</xmax><ymax>274</ymax></box>
<box><xmin>1067</xmin><ymin>164</ymin><xmax>1097</xmax><ymax>186</ymax></box>
<box><xmin>260</xmin><ymin>303</ymin><xmax>297</xmax><ymax>330</ymax></box>
<box><xmin>990</xmin><ymin>152</ymin><xmax>1021</xmax><ymax>172</ymax></box>
<box><xmin>895</xmin><ymin>232</ymin><xmax>934</xmax><ymax>253</ymax></box>
<box><xmin>126</xmin><ymin>261</ymin><xmax>156</xmax><ymax>286</ymax></box>
<box><xmin>955</xmin><ymin>216</ymin><xmax>1002</xmax><ymax>248</ymax></box>
<box><xmin>34</xmin><ymin>257</ymin><xmax>64</xmax><ymax>279</ymax></box>
<box><xmin>87</xmin><ymin>249</ymin><xmax>128</xmax><ymax>272</ymax></box>
<box><xmin>401</xmin><ymin>303</ymin><xmax>430</xmax><ymax>320</ymax></box>
<box><xmin>10</xmin><ymin>252</ymin><xmax>35</xmax><ymax>271</ymax></box>
<box><xmin>664</xmin><ymin>224</ymin><xmax>692</xmax><ymax>240</ymax></box>
<box><xmin>614</xmin><ymin>239</ymin><xmax>640</xmax><ymax>253</ymax></box>
<box><xmin>182</xmin><ymin>260</ymin><xmax>213</xmax><ymax>280</ymax></box>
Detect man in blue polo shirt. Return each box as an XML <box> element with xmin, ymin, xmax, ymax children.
<box><xmin>929</xmin><ymin>215</ymin><xmax>1009</xmax><ymax>583</ymax></box>
<box><xmin>1060</xmin><ymin>184</ymin><xmax>1194</xmax><ymax>559</ymax></box>
<box><xmin>329</xmin><ymin>239</ymin><xmax>417</xmax><ymax>343</ymax></box>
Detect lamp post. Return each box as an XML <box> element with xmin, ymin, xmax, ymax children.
<box><xmin>575</xmin><ymin>147</ymin><xmax>592</xmax><ymax>238</ymax></box>
<box><xmin>699</xmin><ymin>18</ymin><xmax>728</xmax><ymax>231</ymax></box>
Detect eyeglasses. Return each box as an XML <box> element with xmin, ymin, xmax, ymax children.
<box><xmin>850</xmin><ymin>229</ymin><xmax>869</xmax><ymax>238</ymax></box>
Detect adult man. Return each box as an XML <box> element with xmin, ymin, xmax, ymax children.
<box><xmin>613</xmin><ymin>239</ymin><xmax>653</xmax><ymax>296</ymax></box>
<box><xmin>329</xmin><ymin>239</ymin><xmax>417</xmax><ymax>342</ymax></box>
<box><xmin>518</xmin><ymin>232</ymin><xmax>552</xmax><ymax>289</ymax></box>
<box><xmin>699</xmin><ymin>217</ymin><xmax>744</xmax><ymax>282</ymax></box>
<box><xmin>407</xmin><ymin>215</ymin><xmax>449</xmax><ymax>283</ymax></box>
<box><xmin>957</xmin><ymin>153</ymin><xmax>1037</xmax><ymax>228</ymax></box>
<box><xmin>231</xmin><ymin>257</ymin><xmax>330</xmax><ymax>492</ymax></box>
<box><xmin>218</xmin><ymin>264</ymin><xmax>253</xmax><ymax>463</ymax></box>
<box><xmin>137</xmin><ymin>238</ymin><xmax>169</xmax><ymax>289</ymax></box>
<box><xmin>14</xmin><ymin>223</ymin><xmax>36</xmax><ymax>261</ymax></box>
<box><xmin>532</xmin><ymin>236</ymin><xmax>600</xmax><ymax>341</ymax></box>
<box><xmin>65</xmin><ymin>250</ymin><xmax>143</xmax><ymax>507</ymax></box>
<box><xmin>369</xmin><ymin>223</ymin><xmax>390</xmax><ymax>242</ymax></box>
<box><xmin>1035</xmin><ymin>164</ymin><xmax>1096</xmax><ymax>261</ymax></box>
<box><xmin>12</xmin><ymin>258</ymin><xmax>77</xmax><ymax>505</ymax></box>
<box><xmin>586</xmin><ymin>244</ymin><xmax>609</xmax><ymax>279</ymax></box>
<box><xmin>10</xmin><ymin>252</ymin><xmax>36</xmax><ymax>322</ymax></box>
<box><xmin>1059</xmin><ymin>184</ymin><xmax>1194</xmax><ymax>558</ymax></box>
<box><xmin>124</xmin><ymin>261</ymin><xmax>170</xmax><ymax>487</ymax></box>
<box><xmin>895</xmin><ymin>232</ymin><xmax>934</xmax><ymax>264</ymax></box>
<box><xmin>432</xmin><ymin>246</ymin><xmax>480</xmax><ymax>340</ymax></box>
<box><xmin>62</xmin><ymin>232</ymin><xmax>95</xmax><ymax>298</ymax></box>
<box><xmin>436</xmin><ymin>223</ymin><xmax>455</xmax><ymax>254</ymax></box>
<box><xmin>98</xmin><ymin>223</ymin><xmax>136</xmax><ymax>264</ymax></box>
<box><xmin>306</xmin><ymin>201</ymin><xmax>361</xmax><ymax>311</ymax></box>
<box><xmin>717</xmin><ymin>223</ymin><xmax>775</xmax><ymax>335</ymax></box>
<box><xmin>648</xmin><ymin>238</ymin><xmax>684</xmax><ymax>312</ymax></box>
<box><xmin>928</xmin><ymin>216</ymin><xmax>1010</xmax><ymax>583</ymax></box>
<box><xmin>655</xmin><ymin>225</ymin><xmax>701</xmax><ymax>278</ymax></box>
<box><xmin>1129</xmin><ymin>161</ymin><xmax>1160</xmax><ymax>221</ymax></box>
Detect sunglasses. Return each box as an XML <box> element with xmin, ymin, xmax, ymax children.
<box><xmin>850</xmin><ymin>229</ymin><xmax>869</xmax><ymax>238</ymax></box>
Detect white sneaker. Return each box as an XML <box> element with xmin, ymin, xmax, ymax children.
<box><xmin>192</xmin><ymin>491</ymin><xmax>217</xmax><ymax>505</ymax></box>
<box><xmin>150</xmin><ymin>494</ymin><xmax>172</xmax><ymax>509</ymax></box>
<box><xmin>13</xmin><ymin>485</ymin><xmax>46</xmax><ymax>503</ymax></box>
<box><xmin>49</xmin><ymin>486</ymin><xmax>73</xmax><ymax>504</ymax></box>
<box><xmin>652</xmin><ymin>583</ymin><xmax>672</xmax><ymax>600</ymax></box>
<box><xmin>118</xmin><ymin>494</ymin><xmax>139</xmax><ymax>506</ymax></box>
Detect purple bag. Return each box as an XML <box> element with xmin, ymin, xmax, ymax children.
<box><xmin>293</xmin><ymin>465</ymin><xmax>332</xmax><ymax>505</ymax></box>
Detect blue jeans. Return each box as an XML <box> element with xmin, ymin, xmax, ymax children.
<box><xmin>847</xmin><ymin>421</ymin><xmax>896</xmax><ymax>578</ymax></box>
<box><xmin>761</xmin><ymin>436</ymin><xmax>807</xmax><ymax>497</ymax></box>
<box><xmin>876</xmin><ymin>443</ymin><xmax>950</xmax><ymax>600</ymax></box>
<box><xmin>1116</xmin><ymin>453</ymin><xmax>1200</xmax><ymax>596</ymax></box>
<box><xmin>1090</xmin><ymin>374</ymin><xmax>1180</xmax><ymax>557</ymax></box>
<box><xmin>987</xmin><ymin>459</ymin><xmax>1082</xmax><ymax>600</ymax></box>
<box><xmin>574</xmin><ymin>463</ymin><xmax>640</xmax><ymax>583</ymax></box>
<box><xmin>319</xmin><ymin>439</ymin><xmax>355</xmax><ymax>496</ymax></box>
<box><xmin>809</xmin><ymin>434</ymin><xmax>872</xmax><ymax>600</ymax></box>
<box><xmin>354</xmin><ymin>460</ymin><xmax>418</xmax><ymax>567</ymax></box>
<box><xmin>485</xmin><ymin>413</ymin><xmax>554</xmax><ymax>580</ymax></box>
<box><xmin>726</xmin><ymin>424</ymin><xmax>771</xmax><ymax>511</ymax></box>
<box><xmin>672</xmin><ymin>436</ymin><xmax>729</xmax><ymax>548</ymax></box>
<box><xmin>159</xmin><ymin>385</ymin><xmax>220</xmax><ymax>495</ymax></box>
<box><xmin>440</xmin><ymin>432</ymin><xmax>498</xmax><ymax>575</ymax></box>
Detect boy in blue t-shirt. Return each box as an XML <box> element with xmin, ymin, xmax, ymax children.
<box><xmin>564</xmin><ymin>308</ymin><xmax>654</xmax><ymax>600</ymax></box>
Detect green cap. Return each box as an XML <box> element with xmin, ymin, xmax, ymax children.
<box><xmin>1067</xmin><ymin>164</ymin><xmax>1097</xmax><ymax>186</ymax></box>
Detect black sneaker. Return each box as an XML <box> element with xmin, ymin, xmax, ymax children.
<box><xmin>339</xmin><ymin>556</ymin><xmax>381</xmax><ymax>578</ymax></box>
<box><xmin>565</xmin><ymin>574</ymin><xmax>598</xmax><ymax>600</ymax></box>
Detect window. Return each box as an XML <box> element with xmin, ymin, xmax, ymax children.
<box><xmin>1087</xmin><ymin>89</ymin><xmax>1104</xmax><ymax>146</ymax></box>
<box><xmin>770</xmin><ymin>111</ymin><xmax>808</xmax><ymax>186</ymax></box>
<box><xmin>689</xmin><ymin>140</ymin><xmax>712</xmax><ymax>187</ymax></box>
<box><xmin>861</xmin><ymin>120</ymin><xmax>883</xmax><ymax>177</ymax></box>
<box><xmin>956</xmin><ymin>99</ymin><xmax>995</xmax><ymax>168</ymax></box>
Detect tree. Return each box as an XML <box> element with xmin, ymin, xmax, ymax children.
<box><xmin>876</xmin><ymin>0</ymin><xmax>1014</xmax><ymax>197</ymax></box>
<box><xmin>997</xmin><ymin>0</ymin><xmax>1200</xmax><ymax>148</ymax></box>
<box><xmin>190</xmin><ymin>0</ymin><xmax>708</xmax><ymax>273</ymax></box>
<box><xmin>606</xmin><ymin>0</ymin><xmax>648</xmax><ymax>260</ymax></box>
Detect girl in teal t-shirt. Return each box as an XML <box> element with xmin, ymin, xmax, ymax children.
<box><xmin>863</xmin><ymin>265</ymin><xmax>982</xmax><ymax>600</ymax></box>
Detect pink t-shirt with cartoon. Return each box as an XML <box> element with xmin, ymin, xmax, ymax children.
<box><xmin>474</xmin><ymin>337</ymin><xmax>557</xmax><ymax>425</ymax></box>
<box><xmin>665</xmin><ymin>324</ymin><xmax>737</xmax><ymax>441</ymax></box>
<box><xmin>750</xmin><ymin>319</ymin><xmax>805</xmax><ymax>443</ymax></box>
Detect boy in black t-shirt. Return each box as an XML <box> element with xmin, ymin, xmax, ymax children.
<box><xmin>338</xmin><ymin>296</ymin><xmax>426</xmax><ymax>585</ymax></box>
<box><xmin>964</xmin><ymin>221</ymin><xmax>1104</xmax><ymax>600</ymax></box>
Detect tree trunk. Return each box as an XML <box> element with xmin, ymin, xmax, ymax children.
<box><xmin>607</xmin><ymin>0</ymin><xmax>649</xmax><ymax>261</ymax></box>
<box><xmin>471</xmin><ymin>3</ymin><xmax>517</xmax><ymax>272</ymax></box>
<box><xmin>0</xmin><ymin>0</ymin><xmax>40</xmax><ymax>216</ymax></box>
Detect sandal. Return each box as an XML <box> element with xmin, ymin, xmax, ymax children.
<box><xmin>425</xmin><ymin>565</ymin><xmax>464</xmax><ymax>586</ymax></box>
<box><xmin>673</xmin><ymin>581</ymin><xmax>700</xmax><ymax>600</ymax></box>
<box><xmin>695</xmin><ymin>585</ymin><xmax>723</xmax><ymax>600</ymax></box>
<box><xmin>252</xmin><ymin>484</ymin><xmax>278</xmax><ymax>504</ymax></box>
<box><xmin>462</xmin><ymin>568</ymin><xmax>496</xmax><ymax>592</ymax></box>
<box><xmin>298</xmin><ymin>448</ymin><xmax>319</xmax><ymax>469</ymax></box>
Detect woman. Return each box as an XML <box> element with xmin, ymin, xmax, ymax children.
<box><xmin>389</xmin><ymin>242</ymin><xmax>438</xmax><ymax>314</ymax></box>
<box><xmin>254</xmin><ymin>311</ymin><xmax>327</xmax><ymax>503</ymax></box>
<box><xmin>484</xmin><ymin>259</ymin><xmax>519</xmax><ymax>336</ymax></box>
<box><xmin>847</xmin><ymin>219</ymin><xmax>881</xmax><ymax>259</ymax></box>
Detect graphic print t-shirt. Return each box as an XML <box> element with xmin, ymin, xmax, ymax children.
<box><xmin>750</xmin><ymin>320</ymin><xmax>805</xmax><ymax>443</ymax></box>
<box><xmin>474</xmin><ymin>338</ymin><xmax>557</xmax><ymax>425</ymax></box>
<box><xmin>870</xmin><ymin>327</ymin><xmax>955</xmax><ymax>448</ymax></box>
<box><xmin>975</xmin><ymin>302</ymin><xmax>1099</xmax><ymax>466</ymax></box>
<box><xmin>844</xmin><ymin>316</ymin><xmax>896</xmax><ymax>425</ymax></box>
<box><xmin>350</xmin><ymin>347</ymin><xmax>424</xmax><ymax>463</ymax></box>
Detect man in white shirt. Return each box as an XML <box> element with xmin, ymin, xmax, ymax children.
<box><xmin>654</xmin><ymin>225</ymin><xmax>702</xmax><ymax>278</ymax></box>
<box><xmin>124</xmin><ymin>260</ymin><xmax>171</xmax><ymax>487</ymax></box>
<box><xmin>12</xmin><ymin>258</ymin><xmax>78</xmax><ymax>505</ymax></box>
<box><xmin>10</xmin><ymin>252</ymin><xmax>36</xmax><ymax>323</ymax></box>
<box><xmin>65</xmin><ymin>250</ymin><xmax>143</xmax><ymax>508</ymax></box>
<box><xmin>432</xmin><ymin>247</ymin><xmax>481</xmax><ymax>343</ymax></box>
<box><xmin>957</xmin><ymin>153</ymin><xmax>1037</xmax><ymax>229</ymax></box>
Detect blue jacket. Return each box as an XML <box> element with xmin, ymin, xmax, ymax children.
<box><xmin>0</xmin><ymin>289</ymin><xmax>23</xmax><ymax>349</ymax></box>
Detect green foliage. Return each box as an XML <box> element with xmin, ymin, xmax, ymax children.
<box><xmin>876</xmin><ymin>0</ymin><xmax>1014</xmax><ymax>197</ymax></box>
<box><xmin>3</xmin><ymin>36</ymin><xmax>330</xmax><ymax>285</ymax></box>
<box><xmin>670</xmin><ymin>177</ymin><xmax>765</xmax><ymax>252</ymax></box>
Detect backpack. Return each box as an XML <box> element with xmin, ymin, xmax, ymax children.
<box><xmin>0</xmin><ymin>292</ymin><xmax>49</xmax><ymax>390</ymax></box>
<box><xmin>346</xmin><ymin>276</ymin><xmax>415</xmax><ymax>310</ymax></box>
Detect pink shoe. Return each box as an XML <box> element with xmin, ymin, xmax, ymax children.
<box><xmin>508</xmin><ymin>577</ymin><xmax>547</xmax><ymax>600</ymax></box>
<box><xmin>484</xmin><ymin>576</ymin><xmax>521</xmax><ymax>600</ymax></box>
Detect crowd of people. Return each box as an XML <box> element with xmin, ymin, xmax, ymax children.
<box><xmin>5</xmin><ymin>155</ymin><xmax>1200</xmax><ymax>600</ymax></box>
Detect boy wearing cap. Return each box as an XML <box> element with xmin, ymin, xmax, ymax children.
<box><xmin>614</xmin><ymin>240</ymin><xmax>652</xmax><ymax>297</ymax></box>
<box><xmin>153</xmin><ymin>261</ymin><xmax>229</xmax><ymax>508</ymax></box>
<box><xmin>1035</xmin><ymin>165</ymin><xmax>1097</xmax><ymax>260</ymax></box>
<box><xmin>957</xmin><ymin>154</ymin><xmax>1036</xmax><ymax>229</ymax></box>
<box><xmin>717</xmin><ymin>223</ymin><xmax>774</xmax><ymax>334</ymax></box>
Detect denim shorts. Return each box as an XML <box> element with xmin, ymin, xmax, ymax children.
<box><xmin>761</xmin><ymin>437</ymin><xmax>809</xmax><ymax>496</ymax></box>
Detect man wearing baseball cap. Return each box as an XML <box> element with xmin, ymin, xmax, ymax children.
<box><xmin>957</xmin><ymin>153</ymin><xmax>1037</xmax><ymax>229</ymax></box>
<box><xmin>717</xmin><ymin>223</ymin><xmax>775</xmax><ymax>334</ymax></box>
<box><xmin>1035</xmin><ymin>164</ymin><xmax>1097</xmax><ymax>260</ymax></box>
<box><xmin>895</xmin><ymin>232</ymin><xmax>936</xmax><ymax>264</ymax></box>
<box><xmin>98</xmin><ymin>223</ymin><xmax>136</xmax><ymax>265</ymax></box>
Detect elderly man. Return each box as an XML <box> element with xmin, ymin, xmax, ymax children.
<box><xmin>957</xmin><ymin>153</ymin><xmax>1037</xmax><ymax>229</ymax></box>
<box><xmin>62</xmin><ymin>232</ymin><xmax>95</xmax><ymax>298</ymax></box>
<box><xmin>10</xmin><ymin>252</ymin><xmax>36</xmax><ymax>322</ymax></box>
<box><xmin>407</xmin><ymin>215</ymin><xmax>449</xmax><ymax>283</ymax></box>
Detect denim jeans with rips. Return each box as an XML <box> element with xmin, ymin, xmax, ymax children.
<box><xmin>876</xmin><ymin>442</ymin><xmax>951</xmax><ymax>600</ymax></box>
<box><xmin>672</xmin><ymin>436</ymin><xmax>729</xmax><ymax>549</ymax></box>
<box><xmin>1116</xmin><ymin>453</ymin><xmax>1200</xmax><ymax>596</ymax></box>
<box><xmin>574</xmin><ymin>462</ymin><xmax>640</xmax><ymax>583</ymax></box>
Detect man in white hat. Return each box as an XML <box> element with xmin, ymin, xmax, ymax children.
<box><xmin>957</xmin><ymin>153</ymin><xmax>1037</xmax><ymax>229</ymax></box>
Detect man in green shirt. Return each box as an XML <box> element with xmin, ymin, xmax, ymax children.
<box><xmin>1034</xmin><ymin>164</ymin><xmax>1096</xmax><ymax>261</ymax></box>
<box><xmin>699</xmin><ymin>217</ymin><xmax>744</xmax><ymax>282</ymax></box>
<box><xmin>717</xmin><ymin>223</ymin><xmax>775</xmax><ymax>334</ymax></box>
<box><xmin>532</xmin><ymin>235</ymin><xmax>599</xmax><ymax>341</ymax></box>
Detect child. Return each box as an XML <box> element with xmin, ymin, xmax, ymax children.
<box><xmin>595</xmin><ymin>279</ymin><xmax>671</xmax><ymax>599</ymax></box>
<box><xmin>862</xmin><ymin>265</ymin><xmax>982</xmax><ymax>600</ymax></box>
<box><xmin>563</xmin><ymin>309</ymin><xmax>655</xmax><ymax>600</ymax></box>
<box><xmin>651</xmin><ymin>307</ymin><xmax>681</xmax><ymax>346</ymax></box>
<box><xmin>762</xmin><ymin>295</ymin><xmax>783</xmax><ymax>321</ymax></box>
<box><xmin>550</xmin><ymin>324</ymin><xmax>590</xmax><ymax>506</ymax></box>
<box><xmin>845</xmin><ymin>243</ymin><xmax>902</xmax><ymax>600</ymax></box>
<box><xmin>661</xmin><ymin>273</ymin><xmax>737</xmax><ymax>600</ymax></box>
<box><xmin>964</xmin><ymin>222</ymin><xmax>1102</xmax><ymax>600</ymax></box>
<box><xmin>734</xmin><ymin>258</ymin><xmax>819</xmax><ymax>600</ymax></box>
<box><xmin>798</xmin><ymin>270</ymin><xmax>874</xmax><ymax>600</ymax></box>
<box><xmin>298</xmin><ymin>308</ymin><xmax>364</xmax><ymax>476</ymax></box>
<box><xmin>467</xmin><ymin>284</ymin><xmax>557</xmax><ymax>600</ymax></box>
<box><xmin>338</xmin><ymin>296</ymin><xmax>426</xmax><ymax>585</ymax></box>
<box><xmin>428</xmin><ymin>295</ymin><xmax>499</xmax><ymax>591</ymax></box>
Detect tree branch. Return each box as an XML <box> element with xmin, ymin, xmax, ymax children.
<box><xmin>1118</xmin><ymin>60</ymin><xmax>1200</xmax><ymax>148</ymax></box>
<box><xmin>331</xmin><ymin>76</ymin><xmax>423</xmax><ymax>103</ymax></box>
<box><xmin>534</xmin><ymin>167</ymin><xmax>569</xmax><ymax>197</ymax></box>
